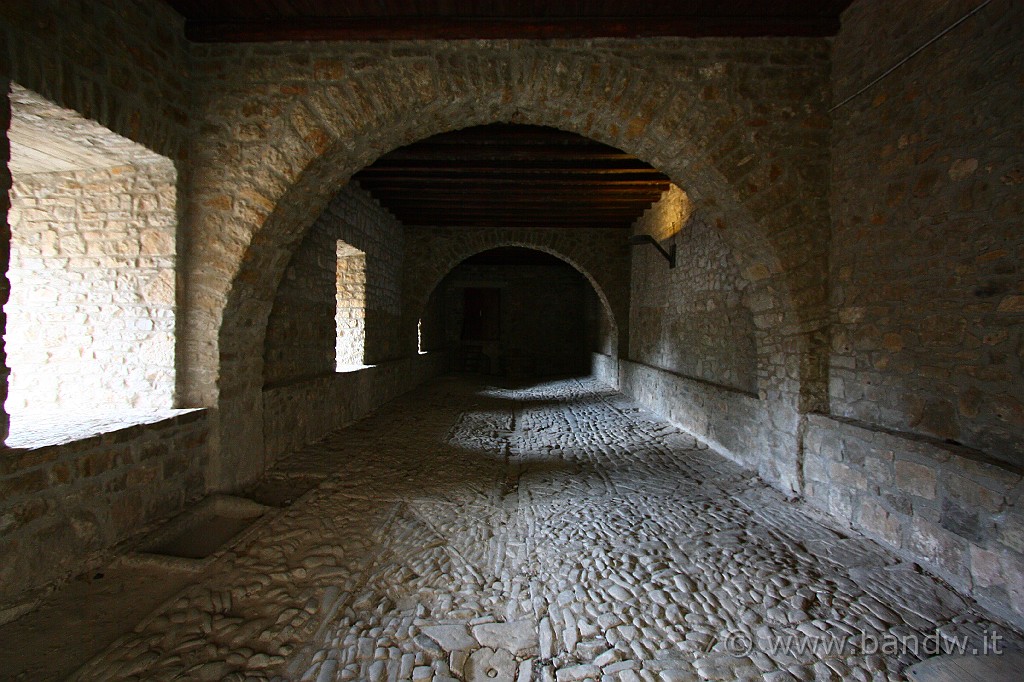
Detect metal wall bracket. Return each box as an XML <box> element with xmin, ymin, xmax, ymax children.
<box><xmin>629</xmin><ymin>234</ymin><xmax>676</xmax><ymax>268</ymax></box>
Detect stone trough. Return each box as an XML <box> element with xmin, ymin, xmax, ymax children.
<box><xmin>127</xmin><ymin>494</ymin><xmax>272</xmax><ymax>571</ymax></box>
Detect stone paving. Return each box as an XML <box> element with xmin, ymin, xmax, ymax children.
<box><xmin>71</xmin><ymin>376</ymin><xmax>1021</xmax><ymax>681</ymax></box>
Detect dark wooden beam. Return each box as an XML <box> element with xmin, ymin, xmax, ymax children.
<box><xmin>358</xmin><ymin>171</ymin><xmax>666</xmax><ymax>181</ymax></box>
<box><xmin>397</xmin><ymin>214</ymin><xmax>630</xmax><ymax>224</ymax></box>
<box><xmin>395</xmin><ymin>212</ymin><xmax>644</xmax><ymax>221</ymax></box>
<box><xmin>403</xmin><ymin>130</ymin><xmax>611</xmax><ymax>147</ymax></box>
<box><xmin>183</xmin><ymin>16</ymin><xmax>843</xmax><ymax>42</ymax></box>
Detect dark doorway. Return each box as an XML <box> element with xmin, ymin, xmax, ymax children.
<box><xmin>459</xmin><ymin>287</ymin><xmax>501</xmax><ymax>373</ymax></box>
<box><xmin>428</xmin><ymin>248</ymin><xmax>598</xmax><ymax>378</ymax></box>
<box><xmin>461</xmin><ymin>287</ymin><xmax>501</xmax><ymax>342</ymax></box>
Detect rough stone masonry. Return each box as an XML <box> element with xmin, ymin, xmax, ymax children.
<box><xmin>0</xmin><ymin>0</ymin><xmax>1021</xmax><ymax>663</ymax></box>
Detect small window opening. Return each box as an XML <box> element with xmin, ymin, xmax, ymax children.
<box><xmin>3</xmin><ymin>84</ymin><xmax>183</xmax><ymax>448</ymax></box>
<box><xmin>335</xmin><ymin>241</ymin><xmax>368</xmax><ymax>371</ymax></box>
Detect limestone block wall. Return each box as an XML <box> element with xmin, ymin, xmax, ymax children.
<box><xmin>264</xmin><ymin>183</ymin><xmax>404</xmax><ymax>385</ymax></box>
<box><xmin>0</xmin><ymin>1</ymin><xmax>191</xmax><ymax>164</ymax></box>
<box><xmin>437</xmin><ymin>261</ymin><xmax>593</xmax><ymax>377</ymax></box>
<box><xmin>629</xmin><ymin>187</ymin><xmax>758</xmax><ymax>395</ymax></box>
<box><xmin>7</xmin><ymin>163</ymin><xmax>177</xmax><ymax>410</ymax></box>
<box><xmin>0</xmin><ymin>0</ymin><xmax>194</xmax><ymax>613</ymax></box>
<box><xmin>335</xmin><ymin>243</ymin><xmax>367</xmax><ymax>368</ymax></box>
<box><xmin>0</xmin><ymin>410</ymin><xmax>209</xmax><ymax>622</ymax></box>
<box><xmin>620</xmin><ymin>184</ymin><xmax>782</xmax><ymax>479</ymax></box>
<box><xmin>619</xmin><ymin>360</ymin><xmax>767</xmax><ymax>471</ymax></box>
<box><xmin>830</xmin><ymin>0</ymin><xmax>1024</xmax><ymax>466</ymax></box>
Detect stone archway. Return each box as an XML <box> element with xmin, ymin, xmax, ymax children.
<box><xmin>181</xmin><ymin>44</ymin><xmax>829</xmax><ymax>488</ymax></box>
<box><xmin>402</xmin><ymin>230</ymin><xmax>626</xmax><ymax>361</ymax></box>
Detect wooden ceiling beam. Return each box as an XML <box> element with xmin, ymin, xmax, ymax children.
<box><xmin>357</xmin><ymin>164</ymin><xmax>664</xmax><ymax>174</ymax></box>
<box><xmin>358</xmin><ymin>171</ymin><xmax>667</xmax><ymax>181</ymax></box>
<box><xmin>355</xmin><ymin>185</ymin><xmax>667</xmax><ymax>195</ymax></box>
<box><xmin>401</xmin><ymin>219</ymin><xmax>632</xmax><ymax>228</ymax></box>
<box><xmin>393</xmin><ymin>212</ymin><xmax>644</xmax><ymax>221</ymax></box>
<box><xmin>357</xmin><ymin>177</ymin><xmax>670</xmax><ymax>187</ymax></box>
<box><xmin>393</xmin><ymin>210</ymin><xmax>637</xmax><ymax>220</ymax></box>
<box><xmin>381</xmin><ymin>199</ymin><xmax>658</xmax><ymax>207</ymax></box>
<box><xmin>182</xmin><ymin>16</ymin><xmax>843</xmax><ymax>42</ymax></box>
<box><xmin>375</xmin><ymin>146</ymin><xmax>634</xmax><ymax>161</ymax></box>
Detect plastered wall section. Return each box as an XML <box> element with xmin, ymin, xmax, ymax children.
<box><xmin>264</xmin><ymin>183</ymin><xmax>404</xmax><ymax>386</ymax></box>
<box><xmin>7</xmin><ymin>164</ymin><xmax>177</xmax><ymax>410</ymax></box>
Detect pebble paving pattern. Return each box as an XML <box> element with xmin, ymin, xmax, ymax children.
<box><xmin>75</xmin><ymin>377</ymin><xmax>1021</xmax><ymax>681</ymax></box>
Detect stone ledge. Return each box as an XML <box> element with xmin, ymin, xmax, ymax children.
<box><xmin>0</xmin><ymin>409</ymin><xmax>210</xmax><ymax>616</ymax></box>
<box><xmin>806</xmin><ymin>413</ymin><xmax>1023</xmax><ymax>480</ymax></box>
<box><xmin>262</xmin><ymin>353</ymin><xmax>448</xmax><ymax>464</ymax></box>
<box><xmin>803</xmin><ymin>412</ymin><xmax>1024</xmax><ymax>629</ymax></box>
<box><xmin>624</xmin><ymin>359</ymin><xmax>760</xmax><ymax>399</ymax></box>
<box><xmin>617</xmin><ymin>359</ymin><xmax>803</xmax><ymax>493</ymax></box>
<box><xmin>4</xmin><ymin>408</ymin><xmax>207</xmax><ymax>452</ymax></box>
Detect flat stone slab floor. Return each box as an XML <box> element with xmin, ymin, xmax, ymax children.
<box><xmin>11</xmin><ymin>376</ymin><xmax>1024</xmax><ymax>680</ymax></box>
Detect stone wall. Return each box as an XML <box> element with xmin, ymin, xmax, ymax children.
<box><xmin>263</xmin><ymin>353</ymin><xmax>447</xmax><ymax>465</ymax></box>
<box><xmin>630</xmin><ymin>186</ymin><xmax>758</xmax><ymax>394</ymax></box>
<box><xmin>591</xmin><ymin>352</ymin><xmax>618</xmax><ymax>388</ymax></box>
<box><xmin>0</xmin><ymin>0</ymin><xmax>194</xmax><ymax>616</ymax></box>
<box><xmin>0</xmin><ymin>409</ymin><xmax>209</xmax><ymax>623</ymax></box>
<box><xmin>7</xmin><ymin>163</ymin><xmax>177</xmax><ymax>410</ymax></box>
<box><xmin>264</xmin><ymin>183</ymin><xmax>405</xmax><ymax>386</ymax></box>
<box><xmin>619</xmin><ymin>360</ymin><xmax>768</xmax><ymax>471</ymax></box>
<box><xmin>0</xmin><ymin>0</ymin><xmax>191</xmax><ymax>164</ymax></box>
<box><xmin>184</xmin><ymin>39</ymin><xmax>832</xmax><ymax>490</ymax></box>
<box><xmin>0</xmin><ymin>81</ymin><xmax>10</xmax><ymax>441</ymax></box>
<box><xmin>830</xmin><ymin>0</ymin><xmax>1024</xmax><ymax>467</ymax></box>
<box><xmin>804</xmin><ymin>414</ymin><xmax>1024</xmax><ymax>628</ymax></box>
<box><xmin>620</xmin><ymin>185</ymin><xmax>805</xmax><ymax>487</ymax></box>
<box><xmin>436</xmin><ymin>260</ymin><xmax>593</xmax><ymax>377</ymax></box>
<box><xmin>335</xmin><ymin>243</ymin><xmax>366</xmax><ymax>368</ymax></box>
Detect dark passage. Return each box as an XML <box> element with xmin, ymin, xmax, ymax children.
<box><xmin>434</xmin><ymin>248</ymin><xmax>598</xmax><ymax>378</ymax></box>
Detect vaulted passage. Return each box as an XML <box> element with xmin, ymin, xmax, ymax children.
<box><xmin>1</xmin><ymin>1</ymin><xmax>1023</xmax><ymax>678</ymax></box>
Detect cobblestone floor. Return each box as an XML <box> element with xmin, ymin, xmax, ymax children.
<box><xmin>55</xmin><ymin>377</ymin><xmax>1024</xmax><ymax>679</ymax></box>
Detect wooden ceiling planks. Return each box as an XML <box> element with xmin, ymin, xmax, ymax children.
<box><xmin>351</xmin><ymin>124</ymin><xmax>671</xmax><ymax>230</ymax></box>
<box><xmin>162</xmin><ymin>0</ymin><xmax>852</xmax><ymax>41</ymax></box>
